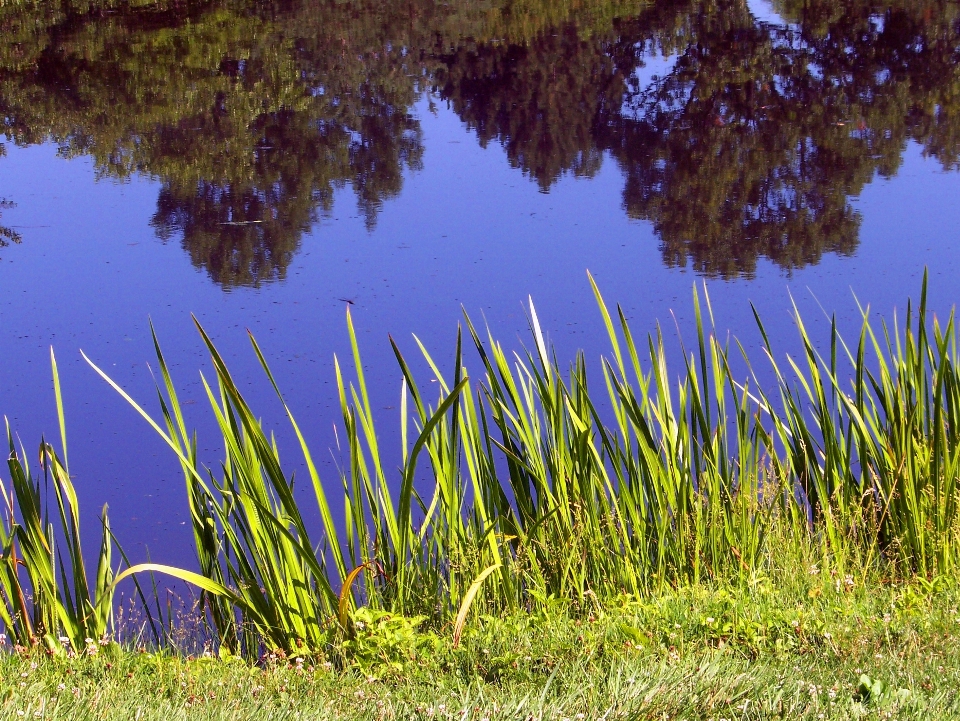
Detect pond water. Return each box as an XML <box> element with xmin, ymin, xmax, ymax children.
<box><xmin>2</xmin><ymin>0</ymin><xmax>960</xmax><ymax>567</ymax></box>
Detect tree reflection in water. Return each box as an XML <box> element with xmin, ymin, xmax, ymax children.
<box><xmin>1</xmin><ymin>0</ymin><xmax>958</xmax><ymax>283</ymax></box>
<box><xmin>0</xmin><ymin>143</ymin><xmax>21</xmax><ymax>248</ymax></box>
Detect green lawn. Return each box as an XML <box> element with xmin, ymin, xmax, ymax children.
<box><xmin>4</xmin><ymin>577</ymin><xmax>960</xmax><ymax>720</ymax></box>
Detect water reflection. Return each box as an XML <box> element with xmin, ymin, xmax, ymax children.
<box><xmin>2</xmin><ymin>0</ymin><xmax>958</xmax><ymax>282</ymax></box>
<box><xmin>616</xmin><ymin>1</ymin><xmax>960</xmax><ymax>275</ymax></box>
<box><xmin>0</xmin><ymin>143</ymin><xmax>20</xmax><ymax>248</ymax></box>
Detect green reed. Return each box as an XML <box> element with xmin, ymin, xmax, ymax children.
<box><xmin>0</xmin><ymin>352</ymin><xmax>119</xmax><ymax>651</ymax></box>
<box><xmin>755</xmin><ymin>278</ymin><xmax>960</xmax><ymax>576</ymax></box>
<box><xmin>4</xmin><ymin>273</ymin><xmax>960</xmax><ymax>657</ymax></box>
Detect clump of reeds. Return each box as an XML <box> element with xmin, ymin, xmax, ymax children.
<box><xmin>4</xmin><ymin>272</ymin><xmax>960</xmax><ymax>657</ymax></box>
<box><xmin>0</xmin><ymin>353</ymin><xmax>121</xmax><ymax>652</ymax></box>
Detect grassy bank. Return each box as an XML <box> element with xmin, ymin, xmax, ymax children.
<box><xmin>3</xmin><ymin>573</ymin><xmax>960</xmax><ymax>719</ymax></box>
<box><xmin>3</xmin><ymin>273</ymin><xmax>960</xmax><ymax>713</ymax></box>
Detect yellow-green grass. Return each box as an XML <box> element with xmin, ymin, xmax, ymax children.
<box><xmin>3</xmin><ymin>573</ymin><xmax>960</xmax><ymax>719</ymax></box>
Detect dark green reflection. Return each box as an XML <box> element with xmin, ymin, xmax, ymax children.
<box><xmin>1</xmin><ymin>0</ymin><xmax>958</xmax><ymax>282</ymax></box>
<box><xmin>608</xmin><ymin>0</ymin><xmax>960</xmax><ymax>276</ymax></box>
<box><xmin>0</xmin><ymin>142</ymin><xmax>20</xmax><ymax>248</ymax></box>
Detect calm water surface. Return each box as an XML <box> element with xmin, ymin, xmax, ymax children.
<box><xmin>2</xmin><ymin>0</ymin><xmax>960</xmax><ymax>566</ymax></box>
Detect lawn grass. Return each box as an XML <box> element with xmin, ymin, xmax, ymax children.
<box><xmin>3</xmin><ymin>573</ymin><xmax>960</xmax><ymax>720</ymax></box>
